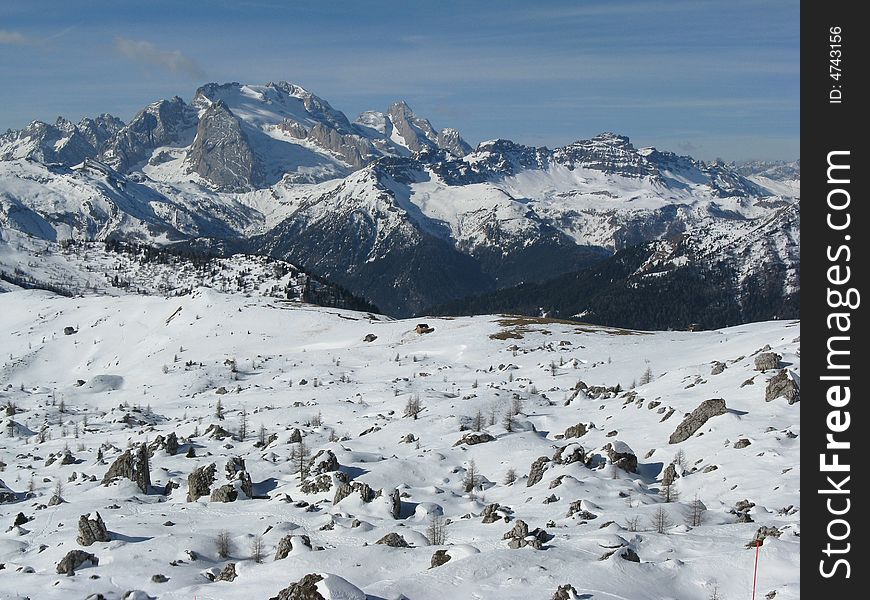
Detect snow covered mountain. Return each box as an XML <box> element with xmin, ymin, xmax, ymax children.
<box><xmin>1</xmin><ymin>81</ymin><xmax>799</xmax><ymax>322</ymax></box>
<box><xmin>431</xmin><ymin>201</ymin><xmax>799</xmax><ymax>329</ymax></box>
<box><xmin>0</xmin><ymin>288</ymin><xmax>800</xmax><ymax>600</ymax></box>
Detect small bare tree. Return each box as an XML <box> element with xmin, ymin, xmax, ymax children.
<box><xmin>687</xmin><ymin>493</ymin><xmax>706</xmax><ymax>527</ymax></box>
<box><xmin>673</xmin><ymin>449</ymin><xmax>688</xmax><ymax>471</ymax></box>
<box><xmin>257</xmin><ymin>424</ymin><xmax>267</xmax><ymax>446</ymax></box>
<box><xmin>215</xmin><ymin>398</ymin><xmax>225</xmax><ymax>421</ymax></box>
<box><xmin>216</xmin><ymin>530</ymin><xmax>234</xmax><ymax>559</ymax></box>
<box><xmin>291</xmin><ymin>439</ymin><xmax>311</xmax><ymax>480</ymax></box>
<box><xmin>53</xmin><ymin>479</ymin><xmax>64</xmax><ymax>501</ymax></box>
<box><xmin>502</xmin><ymin>409</ymin><xmax>514</xmax><ymax>432</ymax></box>
<box><xmin>503</xmin><ymin>468</ymin><xmax>517</xmax><ymax>485</ymax></box>
<box><xmin>650</xmin><ymin>506</ymin><xmax>674</xmax><ymax>534</ymax></box>
<box><xmin>472</xmin><ymin>410</ymin><xmax>483</xmax><ymax>432</ymax></box>
<box><xmin>426</xmin><ymin>513</ymin><xmax>448</xmax><ymax>545</ymax></box>
<box><xmin>640</xmin><ymin>365</ymin><xmax>654</xmax><ymax>385</ymax></box>
<box><xmin>626</xmin><ymin>515</ymin><xmax>640</xmax><ymax>532</ymax></box>
<box><xmin>238</xmin><ymin>406</ymin><xmax>247</xmax><ymax>441</ymax></box>
<box><xmin>404</xmin><ymin>395</ymin><xmax>423</xmax><ymax>420</ymax></box>
<box><xmin>250</xmin><ymin>534</ymin><xmax>264</xmax><ymax>563</ymax></box>
<box><xmin>510</xmin><ymin>396</ymin><xmax>524</xmax><ymax>416</ymax></box>
<box><xmin>463</xmin><ymin>460</ymin><xmax>479</xmax><ymax>492</ymax></box>
<box><xmin>659</xmin><ymin>481</ymin><xmax>679</xmax><ymax>503</ymax></box>
<box><xmin>708</xmin><ymin>581</ymin><xmax>722</xmax><ymax>600</ymax></box>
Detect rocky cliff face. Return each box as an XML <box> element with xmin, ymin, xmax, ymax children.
<box><xmin>1</xmin><ymin>118</ymin><xmax>100</xmax><ymax>166</ymax></box>
<box><xmin>186</xmin><ymin>100</ymin><xmax>260</xmax><ymax>191</ymax></box>
<box><xmin>99</xmin><ymin>96</ymin><xmax>197</xmax><ymax>172</ymax></box>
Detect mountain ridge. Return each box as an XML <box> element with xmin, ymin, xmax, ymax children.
<box><xmin>0</xmin><ymin>80</ymin><xmax>799</xmax><ymax>325</ymax></box>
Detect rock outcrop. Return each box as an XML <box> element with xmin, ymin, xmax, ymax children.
<box><xmin>56</xmin><ymin>550</ymin><xmax>99</xmax><ymax>575</ymax></box>
<box><xmin>101</xmin><ymin>444</ymin><xmax>151</xmax><ymax>493</ymax></box>
<box><xmin>454</xmin><ymin>432</ymin><xmax>495</xmax><ymax>446</ymax></box>
<box><xmin>503</xmin><ymin>519</ymin><xmax>551</xmax><ymax>550</ymax></box>
<box><xmin>552</xmin><ymin>584</ymin><xmax>580</xmax><ymax>600</ymax></box>
<box><xmin>553</xmin><ymin>444</ymin><xmax>585</xmax><ymax>466</ymax></box>
<box><xmin>269</xmin><ymin>573</ymin><xmax>366</xmax><ymax>600</ymax></box>
<box><xmin>187</xmin><ymin>463</ymin><xmax>216</xmax><ymax>502</ymax></box>
<box><xmin>668</xmin><ymin>399</ymin><xmax>727</xmax><ymax>444</ymax></box>
<box><xmin>275</xmin><ymin>534</ymin><xmax>312</xmax><ymax>560</ymax></box>
<box><xmin>754</xmin><ymin>352</ymin><xmax>781</xmax><ymax>372</ymax></box>
<box><xmin>375</xmin><ymin>532</ymin><xmax>409</xmax><ymax>548</ymax></box>
<box><xmin>333</xmin><ymin>481</ymin><xmax>375</xmax><ymax>505</ymax></box>
<box><xmin>563</xmin><ymin>423</ymin><xmax>588</xmax><ymax>439</ymax></box>
<box><xmin>765</xmin><ymin>369</ymin><xmax>800</xmax><ymax>404</ymax></box>
<box><xmin>526</xmin><ymin>456</ymin><xmax>550</xmax><ymax>487</ymax></box>
<box><xmin>77</xmin><ymin>512</ymin><xmax>110</xmax><ymax>546</ymax></box>
<box><xmin>606</xmin><ymin>441</ymin><xmax>638</xmax><ymax>473</ymax></box>
<box><xmin>187</xmin><ymin>101</ymin><xmax>260</xmax><ymax>191</ymax></box>
<box><xmin>430</xmin><ymin>549</ymin><xmax>451</xmax><ymax>568</ymax></box>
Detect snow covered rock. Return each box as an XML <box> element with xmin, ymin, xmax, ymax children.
<box><xmin>121</xmin><ymin>591</ymin><xmax>155</xmax><ymax>600</ymax></box>
<box><xmin>481</xmin><ymin>503</ymin><xmax>510</xmax><ymax>524</ymax></box>
<box><xmin>218</xmin><ymin>562</ymin><xmax>238</xmax><ymax>582</ymax></box>
<box><xmin>553</xmin><ymin>443</ymin><xmax>586</xmax><ymax>466</ymax></box>
<box><xmin>749</xmin><ymin>525</ymin><xmax>783</xmax><ymax>547</ymax></box>
<box><xmin>606</xmin><ymin>441</ymin><xmax>638</xmax><ymax>473</ymax></box>
<box><xmin>526</xmin><ymin>456</ymin><xmax>550</xmax><ymax>486</ymax></box>
<box><xmin>56</xmin><ymin>549</ymin><xmax>99</xmax><ymax>575</ymax></box>
<box><xmin>225</xmin><ymin>457</ymin><xmax>253</xmax><ymax>498</ymax></box>
<box><xmin>375</xmin><ymin>532</ymin><xmax>410</xmax><ymax>548</ymax></box>
<box><xmin>430</xmin><ymin>549</ymin><xmax>451</xmax><ymax>568</ymax></box>
<box><xmin>620</xmin><ymin>548</ymin><xmax>640</xmax><ymax>562</ymax></box>
<box><xmin>453</xmin><ymin>432</ymin><xmax>495</xmax><ymax>446</ymax></box>
<box><xmin>149</xmin><ymin>432</ymin><xmax>179</xmax><ymax>456</ymax></box>
<box><xmin>187</xmin><ymin>463</ymin><xmax>217</xmax><ymax>502</ymax></box>
<box><xmin>552</xmin><ymin>584</ymin><xmax>580</xmax><ymax>600</ymax></box>
<box><xmin>661</xmin><ymin>463</ymin><xmax>679</xmax><ymax>486</ymax></box>
<box><xmin>101</xmin><ymin>444</ymin><xmax>150</xmax><ymax>493</ymax></box>
<box><xmin>754</xmin><ymin>352</ymin><xmax>781</xmax><ymax>372</ymax></box>
<box><xmin>333</xmin><ymin>481</ymin><xmax>375</xmax><ymax>505</ymax></box>
<box><xmin>77</xmin><ymin>512</ymin><xmax>110</xmax><ymax>546</ymax></box>
<box><xmin>503</xmin><ymin>519</ymin><xmax>551</xmax><ymax>550</ymax></box>
<box><xmin>563</xmin><ymin>423</ymin><xmax>588</xmax><ymax>438</ymax></box>
<box><xmin>387</xmin><ymin>488</ymin><xmax>402</xmax><ymax>519</ymax></box>
<box><xmin>765</xmin><ymin>369</ymin><xmax>800</xmax><ymax>404</ymax></box>
<box><xmin>269</xmin><ymin>572</ymin><xmax>366</xmax><ymax>600</ymax></box>
<box><xmin>275</xmin><ymin>534</ymin><xmax>312</xmax><ymax>559</ymax></box>
<box><xmin>309</xmin><ymin>449</ymin><xmax>339</xmax><ymax>475</ymax></box>
<box><xmin>0</xmin><ymin>479</ymin><xmax>18</xmax><ymax>503</ymax></box>
<box><xmin>668</xmin><ymin>399</ymin><xmax>727</xmax><ymax>444</ymax></box>
<box><xmin>567</xmin><ymin>501</ymin><xmax>597</xmax><ymax>520</ymax></box>
<box><xmin>210</xmin><ymin>484</ymin><xmax>238</xmax><ymax>502</ymax></box>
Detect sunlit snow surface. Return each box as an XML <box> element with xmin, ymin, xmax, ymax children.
<box><xmin>0</xmin><ymin>288</ymin><xmax>799</xmax><ymax>600</ymax></box>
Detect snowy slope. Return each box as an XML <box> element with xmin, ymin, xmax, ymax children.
<box><xmin>0</xmin><ymin>289</ymin><xmax>799</xmax><ymax>600</ymax></box>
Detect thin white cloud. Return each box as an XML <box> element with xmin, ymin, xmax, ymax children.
<box><xmin>0</xmin><ymin>30</ymin><xmax>31</xmax><ymax>45</ymax></box>
<box><xmin>114</xmin><ymin>37</ymin><xmax>206</xmax><ymax>79</ymax></box>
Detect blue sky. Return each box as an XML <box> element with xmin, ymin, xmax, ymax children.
<box><xmin>0</xmin><ymin>1</ymin><xmax>799</xmax><ymax>161</ymax></box>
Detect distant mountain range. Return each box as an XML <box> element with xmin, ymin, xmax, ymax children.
<box><xmin>0</xmin><ymin>81</ymin><xmax>799</xmax><ymax>327</ymax></box>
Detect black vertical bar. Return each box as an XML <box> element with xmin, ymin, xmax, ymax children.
<box><xmin>803</xmin><ymin>1</ymin><xmax>866</xmax><ymax>595</ymax></box>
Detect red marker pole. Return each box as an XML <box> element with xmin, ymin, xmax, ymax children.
<box><xmin>752</xmin><ymin>539</ymin><xmax>761</xmax><ymax>600</ymax></box>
